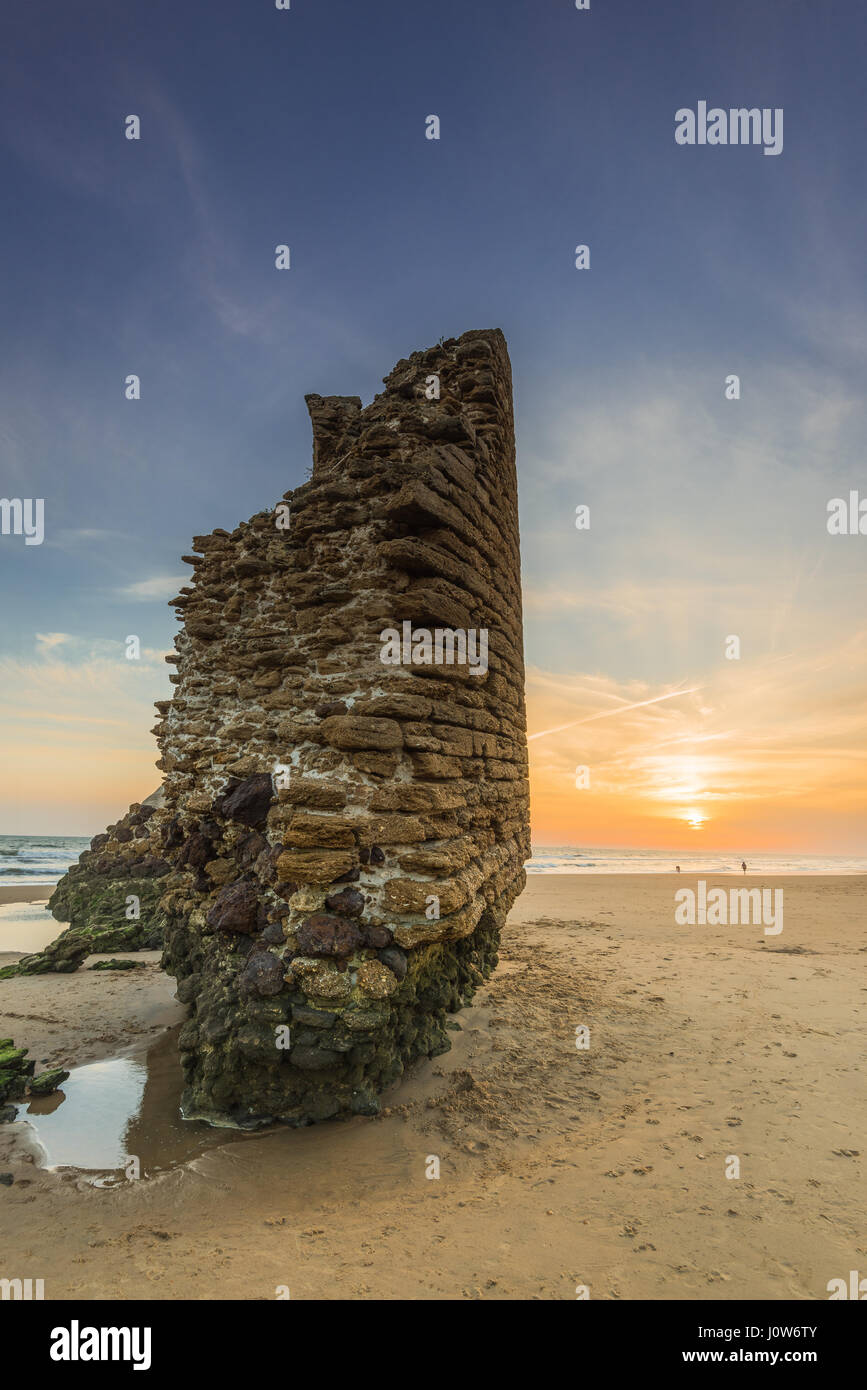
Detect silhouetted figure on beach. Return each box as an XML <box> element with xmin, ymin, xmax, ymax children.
<box><xmin>741</xmin><ymin>860</ymin><xmax>747</xmax><ymax>874</ymax></box>
<box><xmin>675</xmin><ymin>865</ymin><xmax>681</xmax><ymax>873</ymax></box>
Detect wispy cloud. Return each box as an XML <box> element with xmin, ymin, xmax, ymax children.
<box><xmin>526</xmin><ymin>631</ymin><xmax>867</xmax><ymax>852</ymax></box>
<box><xmin>35</xmin><ymin>632</ymin><xmax>71</xmax><ymax>652</ymax></box>
<box><xmin>118</xmin><ymin>574</ymin><xmax>185</xmax><ymax>601</ymax></box>
<box><xmin>528</xmin><ymin>684</ymin><xmax>702</xmax><ymax>742</ymax></box>
<box><xmin>0</xmin><ymin>642</ymin><xmax>172</xmax><ymax>833</ymax></box>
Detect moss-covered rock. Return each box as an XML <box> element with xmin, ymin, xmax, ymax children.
<box><xmin>5</xmin><ymin>792</ymin><xmax>170</xmax><ymax>978</ymax></box>
<box><xmin>164</xmin><ymin>890</ymin><xmax>506</xmax><ymax>1129</ymax></box>
<box><xmin>28</xmin><ymin>1067</ymin><xmax>70</xmax><ymax>1094</ymax></box>
<box><xmin>89</xmin><ymin>958</ymin><xmax>146</xmax><ymax>971</ymax></box>
<box><xmin>0</xmin><ymin>1039</ymin><xmax>68</xmax><ymax>1115</ymax></box>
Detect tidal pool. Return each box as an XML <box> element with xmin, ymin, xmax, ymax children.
<box><xmin>15</xmin><ymin>1028</ymin><xmax>265</xmax><ymax>1181</ymax></box>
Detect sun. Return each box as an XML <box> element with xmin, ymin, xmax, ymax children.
<box><xmin>681</xmin><ymin>808</ymin><xmax>707</xmax><ymax>830</ymax></box>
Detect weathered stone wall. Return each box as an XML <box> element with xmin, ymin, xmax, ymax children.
<box><xmin>154</xmin><ymin>328</ymin><xmax>530</xmax><ymax>1127</ymax></box>
<box><xmin>2</xmin><ymin>792</ymin><xmax>169</xmax><ymax>978</ymax></box>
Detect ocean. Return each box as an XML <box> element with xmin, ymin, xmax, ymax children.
<box><xmin>0</xmin><ymin>835</ymin><xmax>91</xmax><ymax>886</ymax></box>
<box><xmin>0</xmin><ymin>835</ymin><xmax>863</xmax><ymax>888</ymax></box>
<box><xmin>528</xmin><ymin>846</ymin><xmax>867</xmax><ymax>874</ymax></box>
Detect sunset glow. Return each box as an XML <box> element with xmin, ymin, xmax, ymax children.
<box><xmin>525</xmin><ymin>630</ymin><xmax>867</xmax><ymax>854</ymax></box>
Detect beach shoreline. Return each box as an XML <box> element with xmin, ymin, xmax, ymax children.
<box><xmin>1</xmin><ymin>872</ymin><xmax>864</xmax><ymax>1300</ymax></box>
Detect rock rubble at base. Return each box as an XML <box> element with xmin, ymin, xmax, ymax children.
<box><xmin>0</xmin><ymin>1038</ymin><xmax>69</xmax><ymax>1121</ymax></box>
<box><xmin>154</xmin><ymin>329</ymin><xmax>531</xmax><ymax>1127</ymax></box>
<box><xmin>1</xmin><ymin>793</ymin><xmax>171</xmax><ymax>979</ymax></box>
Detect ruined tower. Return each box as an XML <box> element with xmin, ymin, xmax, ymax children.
<box><xmin>154</xmin><ymin>328</ymin><xmax>530</xmax><ymax>1126</ymax></box>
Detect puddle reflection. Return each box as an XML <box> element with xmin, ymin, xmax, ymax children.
<box><xmin>16</xmin><ymin>1028</ymin><xmax>264</xmax><ymax>1181</ymax></box>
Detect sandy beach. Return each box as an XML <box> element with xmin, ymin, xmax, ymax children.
<box><xmin>0</xmin><ymin>884</ymin><xmax>61</xmax><ymax>906</ymax></box>
<box><xmin>1</xmin><ymin>873</ymin><xmax>864</xmax><ymax>1300</ymax></box>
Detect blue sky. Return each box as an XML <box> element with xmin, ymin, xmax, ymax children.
<box><xmin>2</xmin><ymin>0</ymin><xmax>866</xmax><ymax>842</ymax></box>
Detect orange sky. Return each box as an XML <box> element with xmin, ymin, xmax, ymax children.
<box><xmin>526</xmin><ymin>644</ymin><xmax>867</xmax><ymax>852</ymax></box>
<box><xmin>1</xmin><ymin>619</ymin><xmax>866</xmax><ymax>849</ymax></box>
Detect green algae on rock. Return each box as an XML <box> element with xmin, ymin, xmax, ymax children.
<box><xmin>0</xmin><ymin>1038</ymin><xmax>69</xmax><ymax>1118</ymax></box>
<box><xmin>4</xmin><ymin>794</ymin><xmax>170</xmax><ymax>978</ymax></box>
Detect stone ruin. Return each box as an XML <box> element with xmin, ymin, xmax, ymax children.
<box><xmin>153</xmin><ymin>328</ymin><xmax>530</xmax><ymax>1126</ymax></box>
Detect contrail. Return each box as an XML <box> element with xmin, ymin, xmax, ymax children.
<box><xmin>527</xmin><ymin>685</ymin><xmax>702</xmax><ymax>743</ymax></box>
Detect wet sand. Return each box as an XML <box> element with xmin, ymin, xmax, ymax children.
<box><xmin>1</xmin><ymin>874</ymin><xmax>864</xmax><ymax>1300</ymax></box>
<box><xmin>0</xmin><ymin>898</ymin><xmax>68</xmax><ymax>956</ymax></box>
<box><xmin>0</xmin><ymin>885</ymin><xmax>58</xmax><ymax>906</ymax></box>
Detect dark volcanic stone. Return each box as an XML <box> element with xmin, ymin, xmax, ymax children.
<box><xmin>369</xmin><ymin>845</ymin><xmax>385</xmax><ymax>865</ymax></box>
<box><xmin>361</xmin><ymin>924</ymin><xmax>393</xmax><ymax>949</ymax></box>
<box><xmin>323</xmin><ymin>887</ymin><xmax>364</xmax><ymax>917</ymax></box>
<box><xmin>256</xmin><ymin>843</ymin><xmax>284</xmax><ymax>885</ymax></box>
<box><xmin>180</xmin><ymin>832</ymin><xmax>214</xmax><ymax>869</ymax></box>
<box><xmin>240</xmin><ymin>951</ymin><xmax>285</xmax><ymax>997</ymax></box>
<box><xmin>215</xmin><ymin>773</ymin><xmax>274</xmax><ymax>828</ymax></box>
<box><xmin>261</xmin><ymin>920</ymin><xmax>285</xmax><ymax>946</ymax></box>
<box><xmin>296</xmin><ymin>912</ymin><xmax>363</xmax><ymax>958</ymax></box>
<box><xmin>378</xmin><ymin>946</ymin><xmax>408</xmax><ymax>981</ymax></box>
<box><xmin>237</xmin><ymin>831</ymin><xmax>268</xmax><ymax>868</ymax></box>
<box><xmin>164</xmin><ymin>818</ymin><xmax>184</xmax><ymax>850</ymax></box>
<box><xmin>207</xmin><ymin>879</ymin><xmax>260</xmax><ymax>934</ymax></box>
<box><xmin>90</xmin><ymin>833</ymin><xmax>109</xmax><ymax>852</ymax></box>
<box><xmin>126</xmin><ymin>853</ymin><xmax>170</xmax><ymax>879</ymax></box>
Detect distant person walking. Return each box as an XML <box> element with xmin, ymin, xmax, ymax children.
<box><xmin>741</xmin><ymin>860</ymin><xmax>747</xmax><ymax>874</ymax></box>
<box><xmin>675</xmin><ymin>865</ymin><xmax>681</xmax><ymax>873</ymax></box>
